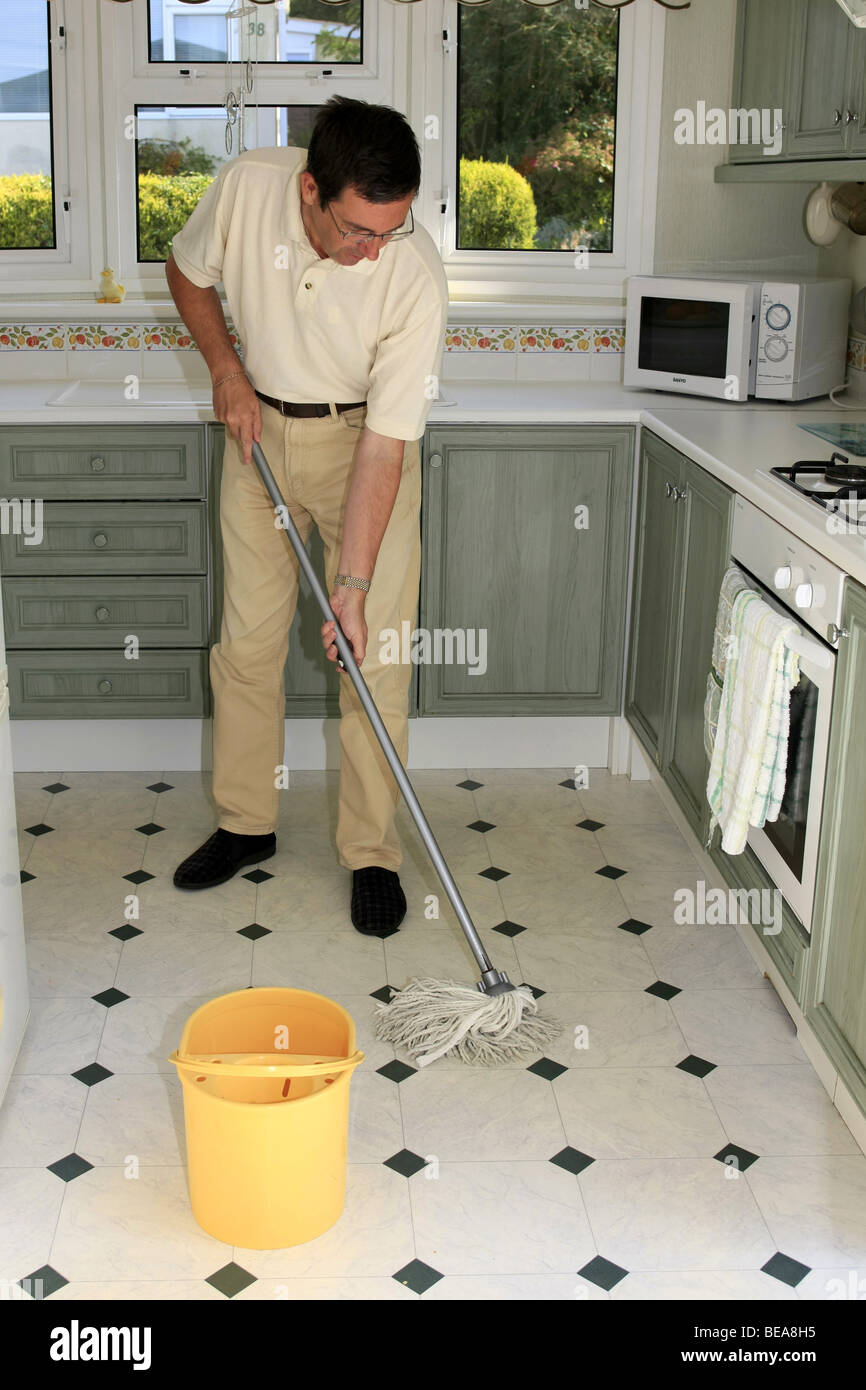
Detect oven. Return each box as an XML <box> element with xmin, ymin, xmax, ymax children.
<box><xmin>728</xmin><ymin>496</ymin><xmax>844</xmax><ymax>933</ymax></box>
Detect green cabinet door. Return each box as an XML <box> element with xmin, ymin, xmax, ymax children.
<box><xmin>845</xmin><ymin>27</ymin><xmax>866</xmax><ymax>154</ymax></box>
<box><xmin>785</xmin><ymin>0</ymin><xmax>854</xmax><ymax>158</ymax></box>
<box><xmin>805</xmin><ymin>577</ymin><xmax>866</xmax><ymax>1108</ymax></box>
<box><xmin>664</xmin><ymin>458</ymin><xmax>733</xmax><ymax>841</ymax></box>
<box><xmin>419</xmin><ymin>425</ymin><xmax>634</xmax><ymax>715</ymax></box>
<box><xmin>625</xmin><ymin>430</ymin><xmax>682</xmax><ymax>767</ymax></box>
<box><xmin>729</xmin><ymin>0</ymin><xmax>794</xmax><ymax>162</ymax></box>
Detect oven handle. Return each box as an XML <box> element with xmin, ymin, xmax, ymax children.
<box><xmin>729</xmin><ymin>559</ymin><xmax>836</xmax><ymax>671</ymax></box>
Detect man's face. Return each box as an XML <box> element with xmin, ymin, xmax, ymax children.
<box><xmin>299</xmin><ymin>171</ymin><xmax>414</xmax><ymax>266</ymax></box>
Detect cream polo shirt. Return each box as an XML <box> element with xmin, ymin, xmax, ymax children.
<box><xmin>171</xmin><ymin>145</ymin><xmax>449</xmax><ymax>441</ymax></box>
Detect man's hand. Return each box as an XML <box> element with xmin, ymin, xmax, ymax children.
<box><xmin>321</xmin><ymin>587</ymin><xmax>367</xmax><ymax>670</ymax></box>
<box><xmin>214</xmin><ymin>373</ymin><xmax>262</xmax><ymax>466</ymax></box>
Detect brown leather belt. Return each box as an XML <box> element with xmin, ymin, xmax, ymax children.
<box><xmin>254</xmin><ymin>390</ymin><xmax>366</xmax><ymax>419</ymax></box>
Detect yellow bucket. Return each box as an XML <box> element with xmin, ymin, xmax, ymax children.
<box><xmin>169</xmin><ymin>987</ymin><xmax>365</xmax><ymax>1249</ymax></box>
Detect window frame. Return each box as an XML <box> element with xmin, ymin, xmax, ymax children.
<box><xmin>102</xmin><ymin>0</ymin><xmax>396</xmax><ymax>291</ymax></box>
<box><xmin>409</xmin><ymin>0</ymin><xmax>664</xmax><ymax>313</ymax></box>
<box><xmin>0</xmin><ymin>0</ymin><xmax>100</xmax><ymax>287</ymax></box>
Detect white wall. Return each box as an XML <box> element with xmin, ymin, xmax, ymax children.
<box><xmin>653</xmin><ymin>0</ymin><xmax>819</xmax><ymax>277</ymax></box>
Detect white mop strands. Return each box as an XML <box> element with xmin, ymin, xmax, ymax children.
<box><xmin>374</xmin><ymin>977</ymin><xmax>562</xmax><ymax>1067</ymax></box>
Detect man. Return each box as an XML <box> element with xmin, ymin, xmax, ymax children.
<box><xmin>165</xmin><ymin>96</ymin><xmax>448</xmax><ymax>934</ymax></box>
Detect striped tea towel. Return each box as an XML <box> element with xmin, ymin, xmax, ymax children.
<box><xmin>706</xmin><ymin>589</ymin><xmax>801</xmax><ymax>854</ymax></box>
<box><xmin>703</xmin><ymin>669</ymin><xmax>723</xmax><ymax>763</ymax></box>
<box><xmin>712</xmin><ymin>564</ymin><xmax>752</xmax><ymax>681</ymax></box>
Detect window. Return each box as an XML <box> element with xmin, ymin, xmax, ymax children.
<box><xmin>146</xmin><ymin>0</ymin><xmax>362</xmax><ymax>67</ymax></box>
<box><xmin>0</xmin><ymin>0</ymin><xmax>55</xmax><ymax>249</ymax></box>
<box><xmin>456</xmin><ymin>0</ymin><xmax>618</xmax><ymax>253</ymax></box>
<box><xmin>135</xmin><ymin>102</ymin><xmax>320</xmax><ymax>262</ymax></box>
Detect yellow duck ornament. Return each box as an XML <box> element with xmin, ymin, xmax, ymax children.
<box><xmin>97</xmin><ymin>268</ymin><xmax>125</xmax><ymax>303</ymax></box>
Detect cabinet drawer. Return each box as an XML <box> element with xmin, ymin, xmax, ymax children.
<box><xmin>0</xmin><ymin>426</ymin><xmax>206</xmax><ymax>498</ymax></box>
<box><xmin>0</xmin><ymin>503</ymin><xmax>206</xmax><ymax>575</ymax></box>
<box><xmin>2</xmin><ymin>576</ymin><xmax>208</xmax><ymax>647</ymax></box>
<box><xmin>6</xmin><ymin>650</ymin><xmax>208</xmax><ymax>718</ymax></box>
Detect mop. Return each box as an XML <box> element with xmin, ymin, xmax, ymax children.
<box><xmin>252</xmin><ymin>441</ymin><xmax>561</xmax><ymax>1067</ymax></box>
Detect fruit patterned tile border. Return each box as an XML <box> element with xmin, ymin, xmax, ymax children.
<box><xmin>444</xmin><ymin>324</ymin><xmax>625</xmax><ymax>352</ymax></box>
<box><xmin>0</xmin><ymin>320</ymin><xmax>624</xmax><ymax>354</ymax></box>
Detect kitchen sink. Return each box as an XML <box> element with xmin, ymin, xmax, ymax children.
<box><xmin>45</xmin><ymin>380</ymin><xmax>212</xmax><ymax>407</ymax></box>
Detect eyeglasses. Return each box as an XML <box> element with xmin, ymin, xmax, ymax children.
<box><xmin>325</xmin><ymin>202</ymin><xmax>415</xmax><ymax>246</ymax></box>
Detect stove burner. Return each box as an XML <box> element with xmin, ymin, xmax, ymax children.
<box><xmin>824</xmin><ymin>461</ymin><xmax>866</xmax><ymax>484</ymax></box>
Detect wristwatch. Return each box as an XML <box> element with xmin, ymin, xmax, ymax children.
<box><xmin>334</xmin><ymin>573</ymin><xmax>370</xmax><ymax>593</ymax></box>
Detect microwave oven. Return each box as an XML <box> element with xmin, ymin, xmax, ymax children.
<box><xmin>624</xmin><ymin>274</ymin><xmax>851</xmax><ymax>402</ymax></box>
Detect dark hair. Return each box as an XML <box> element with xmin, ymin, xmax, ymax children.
<box><xmin>305</xmin><ymin>96</ymin><xmax>421</xmax><ymax>207</ymax></box>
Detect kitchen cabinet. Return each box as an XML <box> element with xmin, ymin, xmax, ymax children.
<box><xmin>730</xmin><ymin>0</ymin><xmax>866</xmax><ymax>166</ymax></box>
<box><xmin>0</xmin><ymin>425</ymin><xmax>210</xmax><ymax>718</ymax></box>
<box><xmin>729</xmin><ymin>0</ymin><xmax>794</xmax><ymax>163</ymax></box>
<box><xmin>418</xmin><ymin>425</ymin><xmax>634</xmax><ymax>715</ymax></box>
<box><xmin>804</xmin><ymin>577</ymin><xmax>866</xmax><ymax>1107</ymax></box>
<box><xmin>626</xmin><ymin>429</ymin><xmax>733</xmax><ymax>841</ymax></box>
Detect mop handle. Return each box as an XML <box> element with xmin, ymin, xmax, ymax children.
<box><xmin>250</xmin><ymin>440</ymin><xmax>495</xmax><ymax>979</ymax></box>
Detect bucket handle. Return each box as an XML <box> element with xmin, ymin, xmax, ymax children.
<box><xmin>169</xmin><ymin>1049</ymin><xmax>365</xmax><ymax>1079</ymax></box>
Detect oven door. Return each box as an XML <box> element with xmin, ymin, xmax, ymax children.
<box><xmin>735</xmin><ymin>580</ymin><xmax>834</xmax><ymax>934</ymax></box>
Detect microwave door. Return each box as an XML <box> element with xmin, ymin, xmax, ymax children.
<box><xmin>638</xmin><ymin>296</ymin><xmax>732</xmax><ymax>380</ymax></box>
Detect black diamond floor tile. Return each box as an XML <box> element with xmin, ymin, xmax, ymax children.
<box><xmin>123</xmin><ymin>869</ymin><xmax>154</xmax><ymax>886</ymax></box>
<box><xmin>714</xmin><ymin>1143</ymin><xmax>760</xmax><ymax>1173</ymax></box>
<box><xmin>520</xmin><ymin>982</ymin><xmax>545</xmax><ymax>999</ymax></box>
<box><xmin>109</xmin><ymin>924</ymin><xmax>143</xmax><ymax>941</ymax></box>
<box><xmin>147</xmin><ymin>782</ymin><xmax>174</xmax><ymax>794</ymax></box>
<box><xmin>576</xmin><ymin>818</ymin><xmax>605</xmax><ymax>832</ymax></box>
<box><xmin>645</xmin><ymin>980</ymin><xmax>681</xmax><ymax>1000</ymax></box>
<box><xmin>42</xmin><ymin>782</ymin><xmax>69</xmax><ymax>795</ymax></box>
<box><xmin>370</xmin><ymin>984</ymin><xmax>397</xmax><ymax>1004</ymax></box>
<box><xmin>492</xmin><ymin>919</ymin><xmax>527</xmax><ymax>938</ymax></box>
<box><xmin>92</xmin><ymin>987</ymin><xmax>129</xmax><ymax>1008</ymax></box>
<box><xmin>135</xmin><ymin>822</ymin><xmax>164</xmax><ymax>837</ymax></box>
<box><xmin>237</xmin><ymin>923</ymin><xmax>271</xmax><ymax>941</ymax></box>
<box><xmin>242</xmin><ymin>868</ymin><xmax>273</xmax><ymax>884</ymax></box>
<box><xmin>559</xmin><ymin>778</ymin><xmax>578</xmax><ymax>790</ymax></box>
<box><xmin>205</xmin><ymin>1262</ymin><xmax>257</xmax><ymax>1299</ymax></box>
<box><xmin>47</xmin><ymin>1153</ymin><xmax>94</xmax><ymax>1183</ymax></box>
<box><xmin>479</xmin><ymin>866</ymin><xmax>509</xmax><ymax>882</ymax></box>
<box><xmin>24</xmin><ymin>823</ymin><xmax>53</xmax><ymax>837</ymax></box>
<box><xmin>467</xmin><ymin>820</ymin><xmax>496</xmax><ymax>833</ymax></box>
<box><xmin>20</xmin><ymin>870</ymin><xmax>35</xmax><ymax>884</ymax></box>
<box><xmin>550</xmin><ymin>1146</ymin><xmax>595</xmax><ymax>1176</ymax></box>
<box><xmin>596</xmin><ymin>864</ymin><xmax>626</xmax><ymax>880</ymax></box>
<box><xmin>527</xmin><ymin>1057</ymin><xmax>568</xmax><ymax>1081</ymax></box>
<box><xmin>71</xmin><ymin>1062</ymin><xmax>113</xmax><ymax>1087</ymax></box>
<box><xmin>578</xmin><ymin>1254</ymin><xmax>629</xmax><ymax>1291</ymax></box>
<box><xmin>20</xmin><ymin>1266</ymin><xmax>69</xmax><ymax>1300</ymax></box>
<box><xmin>762</xmin><ymin>1252</ymin><xmax>811</xmax><ymax>1288</ymax></box>
<box><xmin>383</xmin><ymin>1149</ymin><xmax>428</xmax><ymax>1178</ymax></box>
<box><xmin>456</xmin><ymin>779</ymin><xmax>483</xmax><ymax>790</ymax></box>
<box><xmin>677</xmin><ymin>1054</ymin><xmax>717</xmax><ymax>1079</ymax></box>
<box><xmin>392</xmin><ymin>1259</ymin><xmax>443</xmax><ymax>1295</ymax></box>
<box><xmin>376</xmin><ymin>1060</ymin><xmax>417</xmax><ymax>1084</ymax></box>
<box><xmin>617</xmin><ymin>917</ymin><xmax>653</xmax><ymax>936</ymax></box>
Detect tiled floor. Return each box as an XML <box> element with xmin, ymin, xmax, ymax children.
<box><xmin>4</xmin><ymin>767</ymin><xmax>866</xmax><ymax>1302</ymax></box>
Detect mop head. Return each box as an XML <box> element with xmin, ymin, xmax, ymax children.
<box><xmin>374</xmin><ymin>977</ymin><xmax>562</xmax><ymax>1067</ymax></box>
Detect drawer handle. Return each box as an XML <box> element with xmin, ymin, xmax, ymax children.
<box><xmin>92</xmin><ymin>532</ymin><xmax>108</xmax><ymax>548</ymax></box>
<box><xmin>90</xmin><ymin>456</ymin><xmax>106</xmax><ymax>472</ymax></box>
<box><xmin>429</xmin><ymin>452</ymin><xmax>442</xmax><ymax>469</ymax></box>
<box><xmin>97</xmin><ymin>678</ymin><xmax>113</xmax><ymax>695</ymax></box>
<box><xmin>95</xmin><ymin>606</ymin><xmax>111</xmax><ymax>622</ymax></box>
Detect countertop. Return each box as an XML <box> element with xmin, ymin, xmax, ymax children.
<box><xmin>2</xmin><ymin>377</ymin><xmax>865</xmax><ymax>585</ymax></box>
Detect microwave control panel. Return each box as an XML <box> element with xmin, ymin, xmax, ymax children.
<box><xmin>755</xmin><ymin>282</ymin><xmax>798</xmax><ymax>386</ymax></box>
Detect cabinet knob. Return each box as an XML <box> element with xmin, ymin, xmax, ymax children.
<box><xmin>90</xmin><ymin>456</ymin><xmax>106</xmax><ymax>472</ymax></box>
<box><xmin>665</xmin><ymin>481</ymin><xmax>673</xmax><ymax>497</ymax></box>
<box><xmin>676</xmin><ymin>487</ymin><xmax>688</xmax><ymax>502</ymax></box>
<box><xmin>95</xmin><ymin>606</ymin><xmax>110</xmax><ymax>622</ymax></box>
<box><xmin>828</xmin><ymin>623</ymin><xmax>849</xmax><ymax>644</ymax></box>
<box><xmin>845</xmin><ymin>109</ymin><xmax>858</xmax><ymax>125</ymax></box>
<box><xmin>429</xmin><ymin>452</ymin><xmax>442</xmax><ymax>469</ymax></box>
<box><xmin>96</xmin><ymin>678</ymin><xmax>113</xmax><ymax>695</ymax></box>
<box><xmin>833</xmin><ymin>108</ymin><xmax>843</xmax><ymax>124</ymax></box>
<box><xmin>92</xmin><ymin>532</ymin><xmax>108</xmax><ymax>548</ymax></box>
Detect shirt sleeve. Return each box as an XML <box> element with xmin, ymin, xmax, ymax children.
<box><xmin>363</xmin><ymin>268</ymin><xmax>449</xmax><ymax>441</ymax></box>
<box><xmin>170</xmin><ymin>159</ymin><xmax>239</xmax><ymax>288</ymax></box>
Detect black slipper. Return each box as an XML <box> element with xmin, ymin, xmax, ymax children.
<box><xmin>351</xmin><ymin>866</ymin><xmax>406</xmax><ymax>936</ymax></box>
<box><xmin>173</xmin><ymin>828</ymin><xmax>276</xmax><ymax>890</ymax></box>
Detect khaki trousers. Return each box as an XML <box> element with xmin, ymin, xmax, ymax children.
<box><xmin>210</xmin><ymin>401</ymin><xmax>421</xmax><ymax>871</ymax></box>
